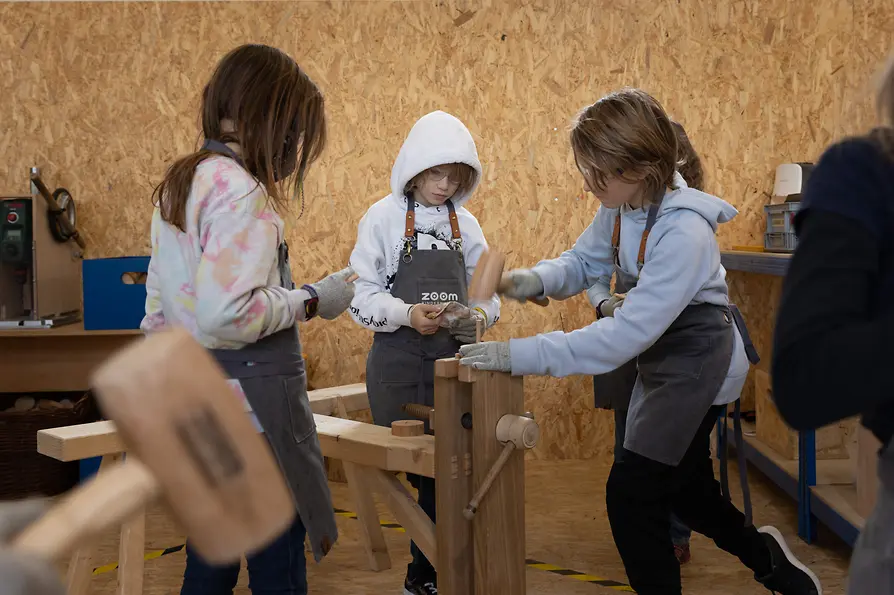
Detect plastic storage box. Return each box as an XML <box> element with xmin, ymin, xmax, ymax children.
<box><xmin>764</xmin><ymin>202</ymin><xmax>800</xmax><ymax>253</ymax></box>
<box><xmin>82</xmin><ymin>256</ymin><xmax>150</xmax><ymax>330</ymax></box>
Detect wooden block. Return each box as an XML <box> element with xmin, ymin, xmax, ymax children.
<box><xmin>367</xmin><ymin>466</ymin><xmax>437</xmax><ymax>569</ymax></box>
<box><xmin>392</xmin><ymin>420</ymin><xmax>424</xmax><ymax>437</ymax></box>
<box><xmin>66</xmin><ymin>453</ymin><xmax>122</xmax><ymax>595</ymax></box>
<box><xmin>435</xmin><ymin>358</ymin><xmax>459</xmax><ymax>378</ymax></box>
<box><xmin>472</xmin><ymin>371</ymin><xmax>525</xmax><ymax>595</ymax></box>
<box><xmin>754</xmin><ymin>369</ymin><xmax>852</xmax><ymax>460</ymax></box>
<box><xmin>435</xmin><ymin>369</ymin><xmax>474</xmax><ymax>595</ymax></box>
<box><xmin>308</xmin><ymin>383</ymin><xmax>369</xmax><ymax>416</ymax></box>
<box><xmin>39</xmin><ymin>414</ymin><xmax>436</xmax><ymax>477</ymax></box>
<box><xmin>857</xmin><ymin>425</ymin><xmax>882</xmax><ymax>518</ymax></box>
<box><xmin>458</xmin><ymin>365</ymin><xmax>477</xmax><ymax>384</ymax></box>
<box><xmin>117</xmin><ymin>507</ymin><xmax>145</xmax><ymax>595</ymax></box>
<box><xmin>336</xmin><ymin>398</ymin><xmax>391</xmax><ymax>572</ymax></box>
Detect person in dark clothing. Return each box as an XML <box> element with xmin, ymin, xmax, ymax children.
<box><xmin>772</xmin><ymin>52</ymin><xmax>894</xmax><ymax>595</ymax></box>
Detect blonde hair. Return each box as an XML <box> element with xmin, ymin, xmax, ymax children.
<box><xmin>571</xmin><ymin>88</ymin><xmax>678</xmax><ymax>202</ymax></box>
<box><xmin>405</xmin><ymin>163</ymin><xmax>477</xmax><ymax>197</ymax></box>
<box><xmin>872</xmin><ymin>52</ymin><xmax>894</xmax><ymax>159</ymax></box>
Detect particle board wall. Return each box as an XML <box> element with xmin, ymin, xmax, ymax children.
<box><xmin>1</xmin><ymin>1</ymin><xmax>891</xmax><ymax>460</ymax></box>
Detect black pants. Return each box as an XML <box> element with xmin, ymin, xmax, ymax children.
<box><xmin>606</xmin><ymin>406</ymin><xmax>772</xmax><ymax>595</ymax></box>
<box><xmin>407</xmin><ymin>473</ymin><xmax>436</xmax><ymax>581</ymax></box>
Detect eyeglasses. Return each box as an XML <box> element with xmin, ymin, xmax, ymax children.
<box><xmin>425</xmin><ymin>167</ymin><xmax>463</xmax><ymax>185</ymax></box>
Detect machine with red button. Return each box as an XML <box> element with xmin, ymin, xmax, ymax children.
<box><xmin>0</xmin><ymin>168</ymin><xmax>83</xmax><ymax>328</ymax></box>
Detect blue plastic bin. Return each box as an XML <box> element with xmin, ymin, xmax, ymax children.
<box><xmin>79</xmin><ymin>456</ymin><xmax>102</xmax><ymax>482</ymax></box>
<box><xmin>82</xmin><ymin>256</ymin><xmax>151</xmax><ymax>330</ymax></box>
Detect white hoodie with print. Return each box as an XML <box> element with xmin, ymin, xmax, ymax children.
<box><xmin>349</xmin><ymin>111</ymin><xmax>501</xmax><ymax>332</ymax></box>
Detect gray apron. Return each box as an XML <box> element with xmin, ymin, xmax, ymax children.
<box><xmin>594</xmin><ymin>204</ymin><xmax>760</xmax><ymax>521</ymax></box>
<box><xmin>367</xmin><ymin>196</ymin><xmax>466</xmax><ymax>431</ymax></box>
<box><xmin>201</xmin><ymin>139</ymin><xmax>338</xmax><ymax>562</ymax></box>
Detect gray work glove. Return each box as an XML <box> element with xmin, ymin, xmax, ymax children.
<box><xmin>309</xmin><ymin>267</ymin><xmax>356</xmax><ymax>320</ymax></box>
<box><xmin>597</xmin><ymin>294</ymin><xmax>625</xmax><ymax>318</ymax></box>
<box><xmin>449</xmin><ymin>309</ymin><xmax>486</xmax><ymax>345</ymax></box>
<box><xmin>458</xmin><ymin>341</ymin><xmax>512</xmax><ymax>372</ymax></box>
<box><xmin>0</xmin><ymin>499</ymin><xmax>65</xmax><ymax>595</ymax></box>
<box><xmin>499</xmin><ymin>269</ymin><xmax>545</xmax><ymax>304</ymax></box>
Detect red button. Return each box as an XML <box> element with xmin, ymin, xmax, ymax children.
<box><xmin>6</xmin><ymin>213</ymin><xmax>17</xmax><ymax>223</ymax></box>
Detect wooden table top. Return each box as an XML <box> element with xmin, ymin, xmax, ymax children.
<box><xmin>0</xmin><ymin>321</ymin><xmax>142</xmax><ymax>338</ymax></box>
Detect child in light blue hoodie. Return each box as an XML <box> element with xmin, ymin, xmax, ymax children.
<box><xmin>459</xmin><ymin>89</ymin><xmax>821</xmax><ymax>595</ymax></box>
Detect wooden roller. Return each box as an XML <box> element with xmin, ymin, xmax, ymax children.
<box><xmin>469</xmin><ymin>250</ymin><xmax>549</xmax><ymax>307</ymax></box>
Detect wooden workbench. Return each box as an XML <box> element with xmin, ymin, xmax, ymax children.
<box><xmin>0</xmin><ymin>323</ymin><xmax>141</xmax><ymax>393</ymax></box>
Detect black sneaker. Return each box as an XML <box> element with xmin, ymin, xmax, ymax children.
<box><xmin>755</xmin><ymin>526</ymin><xmax>822</xmax><ymax>594</ymax></box>
<box><xmin>403</xmin><ymin>576</ymin><xmax>437</xmax><ymax>595</ymax></box>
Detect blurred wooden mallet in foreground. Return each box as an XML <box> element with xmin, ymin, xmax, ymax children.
<box><xmin>13</xmin><ymin>327</ymin><xmax>296</xmax><ymax>564</ymax></box>
<box><xmin>469</xmin><ymin>250</ymin><xmax>549</xmax><ymax>307</ymax></box>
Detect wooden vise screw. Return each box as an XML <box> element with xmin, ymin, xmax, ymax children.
<box><xmin>463</xmin><ymin>413</ymin><xmax>539</xmax><ymax>520</ymax></box>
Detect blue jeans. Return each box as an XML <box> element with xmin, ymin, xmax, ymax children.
<box><xmin>180</xmin><ymin>515</ymin><xmax>308</xmax><ymax>595</ymax></box>
<box><xmin>614</xmin><ymin>408</ymin><xmax>692</xmax><ymax>546</ymax></box>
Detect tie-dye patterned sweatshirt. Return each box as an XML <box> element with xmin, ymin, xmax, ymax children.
<box><xmin>141</xmin><ymin>155</ymin><xmax>310</xmax><ymax>424</ymax></box>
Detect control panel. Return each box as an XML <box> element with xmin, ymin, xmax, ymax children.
<box><xmin>0</xmin><ymin>198</ymin><xmax>33</xmax><ymax>266</ymax></box>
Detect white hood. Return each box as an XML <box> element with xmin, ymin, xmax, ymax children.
<box><xmin>389</xmin><ymin>110</ymin><xmax>482</xmax><ymax>209</ymax></box>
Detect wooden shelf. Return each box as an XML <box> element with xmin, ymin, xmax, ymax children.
<box><xmin>811</xmin><ymin>484</ymin><xmax>864</xmax><ymax>546</ymax></box>
<box><xmin>721</xmin><ymin>250</ymin><xmax>791</xmax><ymax>276</ymax></box>
<box><xmin>0</xmin><ymin>321</ymin><xmax>142</xmax><ymax>338</ymax></box>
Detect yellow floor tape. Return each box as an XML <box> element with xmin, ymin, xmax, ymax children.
<box><xmin>92</xmin><ymin>508</ymin><xmax>633</xmax><ymax>592</ymax></box>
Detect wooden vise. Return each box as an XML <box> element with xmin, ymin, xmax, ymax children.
<box><xmin>433</xmin><ymin>357</ymin><xmax>535</xmax><ymax>595</ymax></box>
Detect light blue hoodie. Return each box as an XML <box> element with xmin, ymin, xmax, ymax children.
<box><xmin>509</xmin><ymin>173</ymin><xmax>749</xmax><ymax>407</ymax></box>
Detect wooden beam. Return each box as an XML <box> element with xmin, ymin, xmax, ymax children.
<box><xmin>434</xmin><ymin>360</ymin><xmax>474</xmax><ymax>595</ymax></box>
<box><xmin>38</xmin><ymin>413</ymin><xmax>434</xmax><ymax>477</ymax></box>
<box><xmin>366</xmin><ymin>466</ymin><xmax>437</xmax><ymax>569</ymax></box>
<box><xmin>308</xmin><ymin>383</ymin><xmax>369</xmax><ymax>415</ymax></box>
<box><xmin>336</xmin><ymin>398</ymin><xmax>391</xmax><ymax>572</ymax></box>
<box><xmin>316</xmin><ymin>415</ymin><xmax>435</xmax><ymax>477</ymax></box>
<box><xmin>472</xmin><ymin>370</ymin><xmax>525</xmax><ymax>595</ymax></box>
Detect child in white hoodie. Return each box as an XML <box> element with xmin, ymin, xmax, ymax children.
<box><xmin>459</xmin><ymin>89</ymin><xmax>820</xmax><ymax>595</ymax></box>
<box><xmin>349</xmin><ymin>110</ymin><xmax>500</xmax><ymax>595</ymax></box>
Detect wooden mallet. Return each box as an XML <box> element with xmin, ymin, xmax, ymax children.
<box><xmin>469</xmin><ymin>250</ymin><xmax>549</xmax><ymax>307</ymax></box>
<box><xmin>13</xmin><ymin>327</ymin><xmax>296</xmax><ymax>564</ymax></box>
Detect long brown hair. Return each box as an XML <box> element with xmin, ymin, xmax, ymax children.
<box><xmin>671</xmin><ymin>121</ymin><xmax>705</xmax><ymax>191</ymax></box>
<box><xmin>153</xmin><ymin>44</ymin><xmax>327</xmax><ymax>231</ymax></box>
<box><xmin>570</xmin><ymin>88</ymin><xmax>678</xmax><ymax>203</ymax></box>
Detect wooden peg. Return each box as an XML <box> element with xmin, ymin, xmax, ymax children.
<box><xmin>391</xmin><ymin>420</ymin><xmax>424</xmax><ymax>437</ymax></box>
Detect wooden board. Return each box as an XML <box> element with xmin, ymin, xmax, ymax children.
<box><xmin>471</xmin><ymin>370</ymin><xmax>525</xmax><ymax>595</ymax></box>
<box><xmin>754</xmin><ymin>369</ymin><xmax>854</xmax><ymax>461</ymax></box>
<box><xmin>434</xmin><ymin>359</ymin><xmax>474</xmax><ymax>595</ymax></box>
<box><xmin>37</xmin><ymin>413</ymin><xmax>435</xmax><ymax>477</ymax></box>
<box><xmin>857</xmin><ymin>425</ymin><xmax>882</xmax><ymax>518</ymax></box>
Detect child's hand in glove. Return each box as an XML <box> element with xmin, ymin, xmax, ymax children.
<box><xmin>449</xmin><ymin>309</ymin><xmax>486</xmax><ymax>344</ymax></box>
<box><xmin>597</xmin><ymin>294</ymin><xmax>626</xmax><ymax>318</ymax></box>
<box><xmin>498</xmin><ymin>269</ymin><xmax>544</xmax><ymax>303</ymax></box>
<box><xmin>0</xmin><ymin>499</ymin><xmax>65</xmax><ymax>595</ymax></box>
<box><xmin>308</xmin><ymin>267</ymin><xmax>356</xmax><ymax>320</ymax></box>
<box><xmin>458</xmin><ymin>341</ymin><xmax>511</xmax><ymax>372</ymax></box>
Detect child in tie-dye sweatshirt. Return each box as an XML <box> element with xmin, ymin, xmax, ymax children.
<box><xmin>140</xmin><ymin>44</ymin><xmax>353</xmax><ymax>595</ymax></box>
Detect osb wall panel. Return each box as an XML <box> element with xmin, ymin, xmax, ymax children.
<box><xmin>1</xmin><ymin>1</ymin><xmax>891</xmax><ymax>461</ymax></box>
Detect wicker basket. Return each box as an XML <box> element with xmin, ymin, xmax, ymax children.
<box><xmin>0</xmin><ymin>392</ymin><xmax>101</xmax><ymax>499</ymax></box>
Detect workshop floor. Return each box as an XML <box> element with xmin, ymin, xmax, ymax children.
<box><xmin>72</xmin><ymin>460</ymin><xmax>850</xmax><ymax>594</ymax></box>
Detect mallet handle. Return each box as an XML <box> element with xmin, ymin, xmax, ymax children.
<box><xmin>463</xmin><ymin>442</ymin><xmax>516</xmax><ymax>520</ymax></box>
<box><xmin>14</xmin><ymin>459</ymin><xmax>159</xmax><ymax>560</ymax></box>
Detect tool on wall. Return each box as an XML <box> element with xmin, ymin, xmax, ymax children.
<box><xmin>0</xmin><ymin>167</ymin><xmax>84</xmax><ymax>328</ymax></box>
